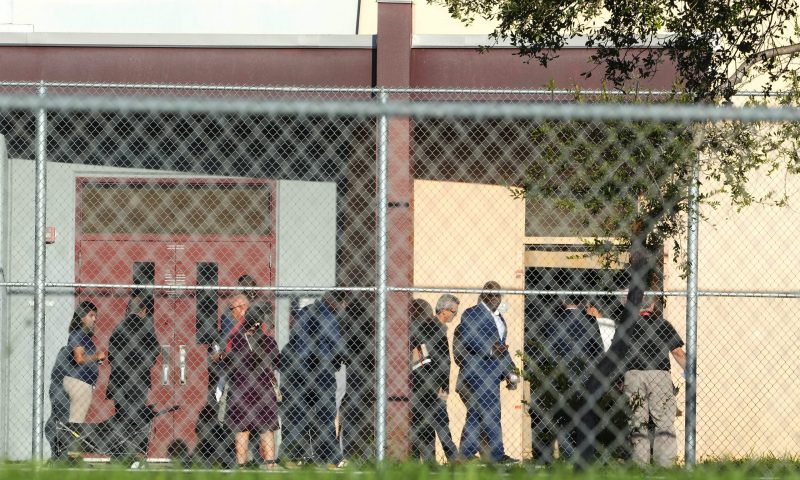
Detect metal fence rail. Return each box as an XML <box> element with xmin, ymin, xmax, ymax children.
<box><xmin>0</xmin><ymin>83</ymin><xmax>798</xmax><ymax>470</ymax></box>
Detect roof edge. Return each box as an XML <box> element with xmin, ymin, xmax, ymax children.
<box><xmin>0</xmin><ymin>32</ymin><xmax>377</xmax><ymax>48</ymax></box>
<box><xmin>412</xmin><ymin>34</ymin><xmax>671</xmax><ymax>49</ymax></box>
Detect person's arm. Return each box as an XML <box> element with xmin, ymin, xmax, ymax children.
<box><xmin>273</xmin><ymin>338</ymin><xmax>281</xmax><ymax>372</ymax></box>
<box><xmin>409</xmin><ymin>321</ymin><xmax>421</xmax><ymax>351</ymax></box>
<box><xmin>332</xmin><ymin>315</ymin><xmax>347</xmax><ymax>366</ymax></box>
<box><xmin>671</xmin><ymin>347</ymin><xmax>687</xmax><ymax>370</ymax></box>
<box><xmin>72</xmin><ymin>345</ymin><xmax>105</xmax><ymax>365</ymax></box>
<box><xmin>664</xmin><ymin>320</ymin><xmax>687</xmax><ymax>370</ymax></box>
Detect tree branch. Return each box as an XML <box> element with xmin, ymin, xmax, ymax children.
<box><xmin>728</xmin><ymin>43</ymin><xmax>800</xmax><ymax>87</ymax></box>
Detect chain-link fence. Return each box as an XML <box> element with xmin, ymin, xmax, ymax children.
<box><xmin>0</xmin><ymin>83</ymin><xmax>798</xmax><ymax>469</ymax></box>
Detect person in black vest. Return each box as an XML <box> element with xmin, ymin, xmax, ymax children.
<box><xmin>409</xmin><ymin>295</ymin><xmax>460</xmax><ymax>463</ymax></box>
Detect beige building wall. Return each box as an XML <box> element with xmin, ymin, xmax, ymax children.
<box><xmin>413</xmin><ymin>1</ymin><xmax>497</xmax><ymax>35</ymax></box>
<box><xmin>357</xmin><ymin>0</ymin><xmax>378</xmax><ymax>35</ymax></box>
<box><xmin>664</xmin><ymin>167</ymin><xmax>800</xmax><ymax>459</ymax></box>
<box><xmin>358</xmin><ymin>0</ymin><xmax>498</xmax><ymax>35</ymax></box>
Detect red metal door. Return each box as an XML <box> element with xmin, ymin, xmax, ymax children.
<box><xmin>169</xmin><ymin>239</ymin><xmax>274</xmax><ymax>453</ymax></box>
<box><xmin>75</xmin><ymin>176</ymin><xmax>277</xmax><ymax>459</ymax></box>
<box><xmin>76</xmin><ymin>238</ymin><xmax>275</xmax><ymax>458</ymax></box>
<box><xmin>76</xmin><ymin>239</ymin><xmax>179</xmax><ymax>458</ymax></box>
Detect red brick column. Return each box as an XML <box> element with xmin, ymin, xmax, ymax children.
<box><xmin>377</xmin><ymin>0</ymin><xmax>413</xmax><ymax>460</ymax></box>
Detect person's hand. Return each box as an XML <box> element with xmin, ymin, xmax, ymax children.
<box><xmin>210</xmin><ymin>351</ymin><xmax>226</xmax><ymax>362</ymax></box>
<box><xmin>492</xmin><ymin>342</ymin><xmax>508</xmax><ymax>355</ymax></box>
<box><xmin>505</xmin><ymin>373</ymin><xmax>520</xmax><ymax>390</ymax></box>
<box><xmin>95</xmin><ymin>351</ymin><xmax>107</xmax><ymax>362</ymax></box>
<box><xmin>614</xmin><ymin>378</ymin><xmax>625</xmax><ymax>393</ymax></box>
<box><xmin>437</xmin><ymin>389</ymin><xmax>449</xmax><ymax>402</ymax></box>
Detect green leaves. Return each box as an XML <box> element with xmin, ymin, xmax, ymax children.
<box><xmin>429</xmin><ymin>0</ymin><xmax>800</xmax><ymax>101</ymax></box>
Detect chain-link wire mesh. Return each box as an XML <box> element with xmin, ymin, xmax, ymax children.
<box><xmin>0</xmin><ymin>83</ymin><xmax>798</xmax><ymax>471</ymax></box>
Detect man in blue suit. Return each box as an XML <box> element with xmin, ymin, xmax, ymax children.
<box><xmin>455</xmin><ymin>281</ymin><xmax>519</xmax><ymax>463</ymax></box>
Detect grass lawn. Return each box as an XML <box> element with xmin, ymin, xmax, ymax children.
<box><xmin>3</xmin><ymin>460</ymin><xmax>800</xmax><ymax>480</ymax></box>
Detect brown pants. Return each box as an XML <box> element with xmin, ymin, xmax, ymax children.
<box><xmin>624</xmin><ymin>370</ymin><xmax>677</xmax><ymax>467</ymax></box>
<box><xmin>63</xmin><ymin>376</ymin><xmax>93</xmax><ymax>423</ymax></box>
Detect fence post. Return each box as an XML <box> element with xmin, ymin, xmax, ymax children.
<box><xmin>375</xmin><ymin>89</ymin><xmax>389</xmax><ymax>462</ymax></box>
<box><xmin>684</xmin><ymin>152</ymin><xmax>700</xmax><ymax>467</ymax></box>
<box><xmin>31</xmin><ymin>81</ymin><xmax>48</xmax><ymax>462</ymax></box>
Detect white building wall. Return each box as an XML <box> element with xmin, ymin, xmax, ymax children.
<box><xmin>0</xmin><ymin>0</ymin><xmax>361</xmax><ymax>34</ymax></box>
<box><xmin>275</xmin><ymin>180</ymin><xmax>337</xmax><ymax>350</ymax></box>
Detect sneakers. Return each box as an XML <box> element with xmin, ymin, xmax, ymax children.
<box><xmin>495</xmin><ymin>454</ymin><xmax>520</xmax><ymax>465</ymax></box>
<box><xmin>278</xmin><ymin>458</ymin><xmax>347</xmax><ymax>469</ymax></box>
<box><xmin>327</xmin><ymin>459</ymin><xmax>348</xmax><ymax>469</ymax></box>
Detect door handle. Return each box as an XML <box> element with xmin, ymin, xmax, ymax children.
<box><xmin>179</xmin><ymin>345</ymin><xmax>187</xmax><ymax>385</ymax></box>
<box><xmin>161</xmin><ymin>345</ymin><xmax>171</xmax><ymax>385</ymax></box>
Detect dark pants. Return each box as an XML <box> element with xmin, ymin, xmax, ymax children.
<box><xmin>572</xmin><ymin>389</ymin><xmax>601</xmax><ymax>469</ymax></box>
<box><xmin>339</xmin><ymin>371</ymin><xmax>374</xmax><ymax>460</ymax></box>
<box><xmin>280</xmin><ymin>370</ymin><xmax>342</xmax><ymax>464</ymax></box>
<box><xmin>279</xmin><ymin>383</ymin><xmax>309</xmax><ymax>461</ymax></box>
<box><xmin>109</xmin><ymin>384</ymin><xmax>153</xmax><ymax>457</ymax></box>
<box><xmin>410</xmin><ymin>388</ymin><xmax>458</xmax><ymax>461</ymax></box>
<box><xmin>45</xmin><ymin>383</ymin><xmax>71</xmax><ymax>459</ymax></box>
<box><xmin>459</xmin><ymin>375</ymin><xmax>504</xmax><ymax>461</ymax></box>
<box><xmin>530</xmin><ymin>392</ymin><xmax>575</xmax><ymax>464</ymax></box>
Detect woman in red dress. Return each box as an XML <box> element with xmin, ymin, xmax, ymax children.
<box><xmin>224</xmin><ymin>303</ymin><xmax>280</xmax><ymax>467</ymax></box>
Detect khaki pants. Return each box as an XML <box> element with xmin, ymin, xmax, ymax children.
<box><xmin>624</xmin><ymin>370</ymin><xmax>677</xmax><ymax>467</ymax></box>
<box><xmin>63</xmin><ymin>376</ymin><xmax>93</xmax><ymax>423</ymax></box>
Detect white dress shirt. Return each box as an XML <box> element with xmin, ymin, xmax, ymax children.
<box><xmin>482</xmin><ymin>301</ymin><xmax>506</xmax><ymax>341</ymax></box>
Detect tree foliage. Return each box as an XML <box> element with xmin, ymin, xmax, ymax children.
<box><xmin>430</xmin><ymin>0</ymin><xmax>800</xmax><ymax>101</ymax></box>
<box><xmin>431</xmin><ymin>0</ymin><xmax>800</xmax><ymax>290</ymax></box>
<box><xmin>511</xmin><ymin>91</ymin><xmax>699</xmax><ymax>290</ymax></box>
<box><xmin>430</xmin><ymin>2</ymin><xmax>800</xmax><ymax>434</ymax></box>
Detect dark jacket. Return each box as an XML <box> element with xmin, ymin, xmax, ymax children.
<box><xmin>107</xmin><ymin>313</ymin><xmax>160</xmax><ymax>404</ymax></box>
<box><xmin>281</xmin><ymin>301</ymin><xmax>346</xmax><ymax>385</ymax></box>
<box><xmin>529</xmin><ymin>306</ymin><xmax>604</xmax><ymax>385</ymax></box>
<box><xmin>410</xmin><ymin>317</ymin><xmax>451</xmax><ymax>392</ymax></box>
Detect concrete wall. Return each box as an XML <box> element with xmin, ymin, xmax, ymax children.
<box><xmin>0</xmin><ymin>152</ymin><xmax>337</xmax><ymax>459</ymax></box>
<box><xmin>275</xmin><ymin>180</ymin><xmax>338</xmax><ymax>349</ymax></box>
